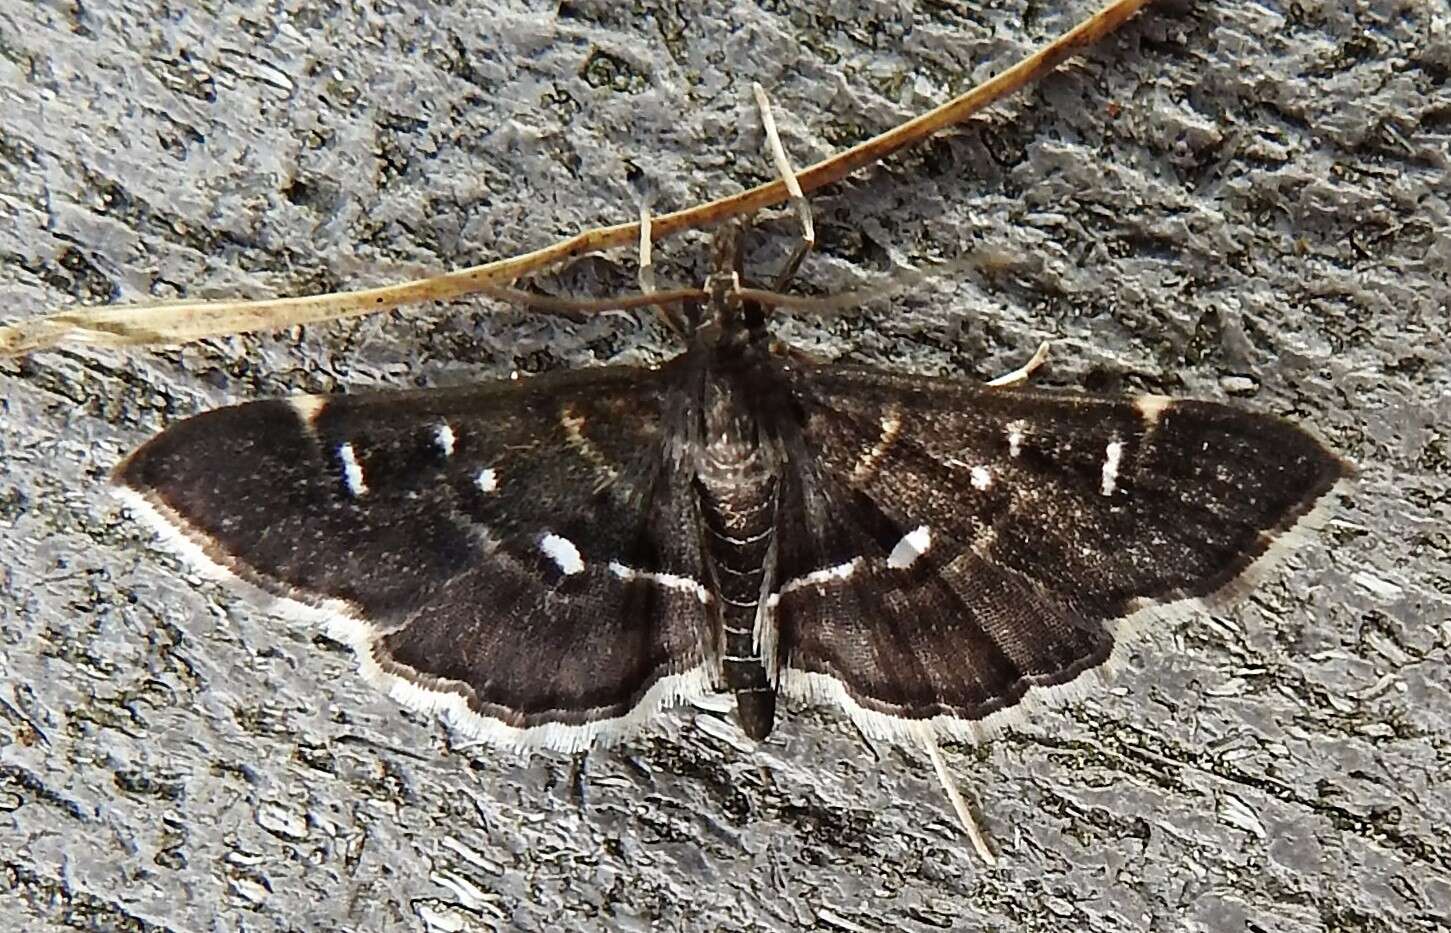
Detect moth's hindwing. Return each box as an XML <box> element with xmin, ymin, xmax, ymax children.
<box><xmin>769</xmin><ymin>363</ymin><xmax>1352</xmax><ymax>744</ymax></box>
<box><xmin>114</xmin><ymin>365</ymin><xmax>714</xmax><ymax>753</ymax></box>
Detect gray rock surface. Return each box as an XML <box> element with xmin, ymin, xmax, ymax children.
<box><xmin>1</xmin><ymin>1</ymin><xmax>1448</xmax><ymax>930</ymax></box>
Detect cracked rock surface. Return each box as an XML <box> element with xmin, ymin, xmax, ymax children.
<box><xmin>1</xmin><ymin>1</ymin><xmax>1448</xmax><ymax>931</ymax></box>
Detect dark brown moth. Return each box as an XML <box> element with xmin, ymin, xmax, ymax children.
<box><xmin>112</xmin><ymin>221</ymin><xmax>1352</xmax><ymax>758</ymax></box>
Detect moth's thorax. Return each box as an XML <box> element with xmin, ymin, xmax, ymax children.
<box><xmin>696</xmin><ymin>372</ymin><xmax>775</xmax><ymax>493</ymax></box>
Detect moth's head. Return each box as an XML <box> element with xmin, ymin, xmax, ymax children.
<box><xmin>692</xmin><ymin>219</ymin><xmax>769</xmax><ymax>349</ymax></box>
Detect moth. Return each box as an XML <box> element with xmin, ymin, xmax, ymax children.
<box><xmin>112</xmin><ymin>217</ymin><xmax>1351</xmax><ymax>759</ymax></box>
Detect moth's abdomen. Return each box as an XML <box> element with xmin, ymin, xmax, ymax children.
<box><xmin>696</xmin><ymin>382</ymin><xmax>781</xmax><ymax>740</ymax></box>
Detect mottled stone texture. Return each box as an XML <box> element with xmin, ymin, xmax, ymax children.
<box><xmin>0</xmin><ymin>1</ymin><xmax>1447</xmax><ymax>931</ymax></box>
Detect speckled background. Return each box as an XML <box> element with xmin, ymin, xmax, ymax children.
<box><xmin>1</xmin><ymin>1</ymin><xmax>1448</xmax><ymax>931</ymax></box>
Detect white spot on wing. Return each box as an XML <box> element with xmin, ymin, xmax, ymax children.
<box><xmin>540</xmin><ymin>533</ymin><xmax>584</xmax><ymax>575</ymax></box>
<box><xmin>887</xmin><ymin>525</ymin><xmax>931</xmax><ymax>570</ymax></box>
<box><xmin>289</xmin><ymin>395</ymin><xmax>326</xmax><ymax>426</ymax></box>
<box><xmin>1006</xmin><ymin>420</ymin><xmax>1026</xmax><ymax>458</ymax></box>
<box><xmin>338</xmin><ymin>442</ymin><xmax>368</xmax><ymax>497</ymax></box>
<box><xmin>970</xmin><ymin>465</ymin><xmax>992</xmax><ymax>490</ymax></box>
<box><xmin>608</xmin><ymin>562</ymin><xmax>711</xmax><ymax>604</ymax></box>
<box><xmin>851</xmin><ymin>406</ymin><xmax>903</xmax><ymax>484</ymax></box>
<box><xmin>770</xmin><ymin>559</ymin><xmax>861</xmax><ymax>606</ymax></box>
<box><xmin>1101</xmin><ymin>439</ymin><xmax>1124</xmax><ymax>497</ymax></box>
<box><xmin>1134</xmin><ymin>394</ymin><xmax>1173</xmax><ymax>427</ymax></box>
<box><xmin>434</xmin><ymin>422</ymin><xmax>456</xmax><ymax>457</ymax></box>
<box><xmin>475</xmin><ymin>467</ymin><xmax>498</xmax><ymax>493</ymax></box>
<box><xmin>561</xmin><ymin>406</ymin><xmax>618</xmax><ymax>482</ymax></box>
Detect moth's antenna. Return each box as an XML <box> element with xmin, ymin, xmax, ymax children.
<box><xmin>753</xmin><ymin>83</ymin><xmax>815</xmax><ymax>292</ymax></box>
<box><xmin>476</xmin><ymin>283</ymin><xmax>707</xmax><ymax>319</ymax></box>
<box><xmin>465</xmin><ymin>201</ymin><xmax>713</xmax><ymax>333</ymax></box>
<box><xmin>734</xmin><ymin>246</ymin><xmax>1041</xmax><ymax>317</ymax></box>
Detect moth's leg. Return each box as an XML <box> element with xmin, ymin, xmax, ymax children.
<box><xmin>922</xmin><ymin>731</ymin><xmax>998</xmax><ymax>865</ymax></box>
<box><xmin>753</xmin><ymin>83</ymin><xmax>815</xmax><ymax>292</ymax></box>
<box><xmin>637</xmin><ymin>204</ymin><xmax>691</xmax><ymax>338</ymax></box>
<box><xmin>986</xmin><ymin>340</ymin><xmax>1052</xmax><ymax>387</ymax></box>
<box><xmin>844</xmin><ymin>712</ymin><xmax>996</xmax><ymax>862</ymax></box>
<box><xmin>637</xmin><ymin>201</ymin><xmax>657</xmax><ymax>296</ymax></box>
